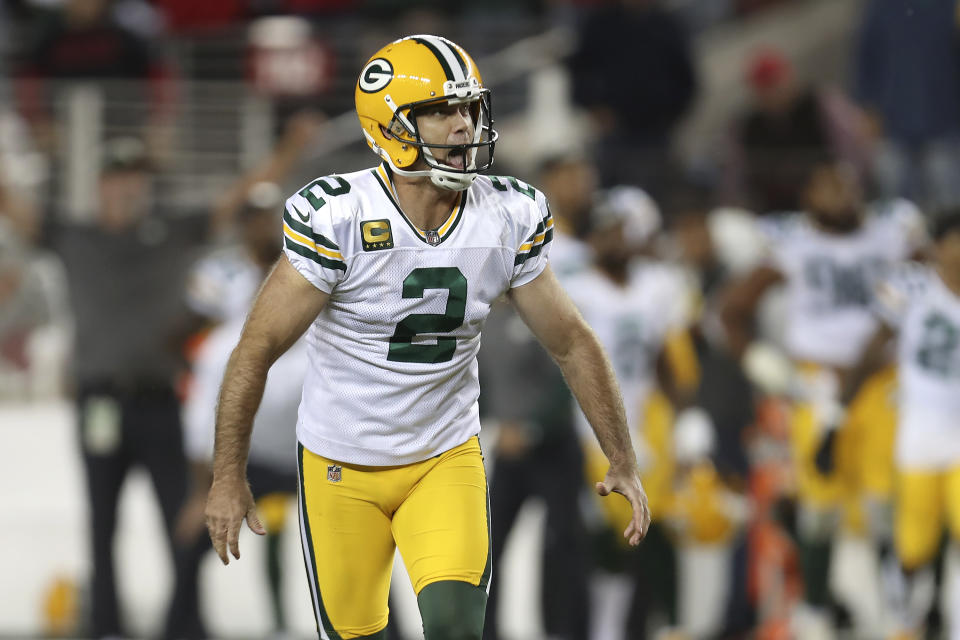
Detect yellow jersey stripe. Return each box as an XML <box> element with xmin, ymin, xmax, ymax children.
<box><xmin>284</xmin><ymin>224</ymin><xmax>344</xmax><ymax>260</ymax></box>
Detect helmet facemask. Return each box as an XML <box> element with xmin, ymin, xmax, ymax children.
<box><xmin>381</xmin><ymin>85</ymin><xmax>497</xmax><ymax>191</ymax></box>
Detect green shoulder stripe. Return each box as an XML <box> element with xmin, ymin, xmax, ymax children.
<box><xmin>283</xmin><ymin>209</ymin><xmax>340</xmax><ymax>251</ymax></box>
<box><xmin>285</xmin><ymin>237</ymin><xmax>346</xmax><ymax>271</ymax></box>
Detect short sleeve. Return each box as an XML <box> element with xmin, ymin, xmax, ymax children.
<box><xmin>282</xmin><ymin>191</ymin><xmax>347</xmax><ymax>294</ymax></box>
<box><xmin>510</xmin><ymin>193</ymin><xmax>554</xmax><ymax>288</ymax></box>
<box><xmin>873</xmin><ymin>262</ymin><xmax>929</xmax><ymax>329</ymax></box>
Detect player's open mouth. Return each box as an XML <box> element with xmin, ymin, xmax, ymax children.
<box><xmin>445</xmin><ymin>150</ymin><xmax>466</xmax><ymax>170</ymax></box>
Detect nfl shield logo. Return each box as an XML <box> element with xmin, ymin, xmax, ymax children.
<box><xmin>327</xmin><ymin>465</ymin><xmax>342</xmax><ymax>483</ymax></box>
<box><xmin>425</xmin><ymin>229</ymin><xmax>440</xmax><ymax>246</ymax></box>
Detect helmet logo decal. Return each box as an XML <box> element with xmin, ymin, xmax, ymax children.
<box><xmin>359</xmin><ymin>58</ymin><xmax>393</xmax><ymax>93</ymax></box>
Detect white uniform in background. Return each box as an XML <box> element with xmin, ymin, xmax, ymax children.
<box><xmin>283</xmin><ymin>167</ymin><xmax>552</xmax><ymax>466</ymax></box>
<box><xmin>183</xmin><ymin>317</ymin><xmax>307</xmax><ymax>468</ymax></box>
<box><xmin>564</xmin><ymin>261</ymin><xmax>690</xmax><ymax>449</ymax></box>
<box><xmin>184</xmin><ymin>245</ymin><xmax>263</xmax><ymax>323</ymax></box>
<box><xmin>758</xmin><ymin>199</ymin><xmax>925</xmax><ymax>369</ymax></box>
<box><xmin>875</xmin><ymin>262</ymin><xmax>960</xmax><ymax>638</ymax></box>
<box><xmin>876</xmin><ymin>264</ymin><xmax>960</xmax><ymax>468</ymax></box>
<box><xmin>549</xmin><ymin>228</ymin><xmax>592</xmax><ymax>282</ymax></box>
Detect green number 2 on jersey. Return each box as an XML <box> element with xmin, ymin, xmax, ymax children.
<box><xmin>388</xmin><ymin>267</ymin><xmax>467</xmax><ymax>363</ymax></box>
<box><xmin>300</xmin><ymin>177</ymin><xmax>468</xmax><ymax>364</ymax></box>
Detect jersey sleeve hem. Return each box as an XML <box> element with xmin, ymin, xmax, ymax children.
<box><xmin>510</xmin><ymin>259</ymin><xmax>549</xmax><ymax>288</ymax></box>
<box><xmin>285</xmin><ymin>253</ymin><xmax>334</xmax><ymax>294</ymax></box>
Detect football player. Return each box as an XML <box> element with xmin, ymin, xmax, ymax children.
<box><xmin>564</xmin><ymin>187</ymin><xmax>694</xmax><ymax>640</ymax></box>
<box><xmin>840</xmin><ymin>210</ymin><xmax>960</xmax><ymax>639</ymax></box>
<box><xmin>204</xmin><ymin>35</ymin><xmax>650</xmax><ymax>640</ymax></box>
<box><xmin>721</xmin><ymin>158</ymin><xmax>925</xmax><ymax>632</ymax></box>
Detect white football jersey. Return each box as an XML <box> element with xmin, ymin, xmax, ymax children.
<box><xmin>875</xmin><ymin>263</ymin><xmax>960</xmax><ymax>468</ymax></box>
<box><xmin>760</xmin><ymin>199</ymin><xmax>924</xmax><ymax>367</ymax></box>
<box><xmin>283</xmin><ymin>166</ymin><xmax>552</xmax><ymax>465</ymax></box>
<box><xmin>185</xmin><ymin>246</ymin><xmax>263</xmax><ymax>322</ymax></box>
<box><xmin>549</xmin><ymin>229</ymin><xmax>591</xmax><ymax>283</ymax></box>
<box><xmin>564</xmin><ymin>262</ymin><xmax>690</xmax><ymax>445</ymax></box>
<box><xmin>184</xmin><ymin>317</ymin><xmax>308</xmax><ymax>469</ymax></box>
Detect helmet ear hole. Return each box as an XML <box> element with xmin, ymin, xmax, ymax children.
<box><xmin>379</xmin><ymin>124</ymin><xmax>394</xmax><ymax>140</ymax></box>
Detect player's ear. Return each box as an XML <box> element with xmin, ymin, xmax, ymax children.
<box><xmin>380</xmin><ymin>125</ymin><xmax>394</xmax><ymax>141</ymax></box>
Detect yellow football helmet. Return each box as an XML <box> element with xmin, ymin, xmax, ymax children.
<box><xmin>355</xmin><ymin>35</ymin><xmax>497</xmax><ymax>191</ymax></box>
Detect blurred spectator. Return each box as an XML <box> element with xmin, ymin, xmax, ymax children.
<box><xmin>666</xmin><ymin>192</ymin><xmax>758</xmax><ymax>636</ymax></box>
<box><xmin>14</xmin><ymin>0</ymin><xmax>176</xmax><ymax>154</ymax></box>
<box><xmin>44</xmin><ymin>137</ymin><xmax>209</xmax><ymax>640</ymax></box>
<box><xmin>567</xmin><ymin>0</ymin><xmax>697</xmax><ymax>193</ymax></box>
<box><xmin>0</xmin><ymin>182</ymin><xmax>50</xmax><ymax>391</ymax></box>
<box><xmin>666</xmin><ymin>191</ymin><xmax>754</xmax><ymax>484</ymax></box>
<box><xmin>480</xmin><ymin>158</ymin><xmax>596</xmax><ymax>640</ymax></box>
<box><xmin>725</xmin><ymin>47</ymin><xmax>869</xmax><ymax>214</ymax></box>
<box><xmin>854</xmin><ymin>0</ymin><xmax>960</xmax><ymax>210</ymax></box>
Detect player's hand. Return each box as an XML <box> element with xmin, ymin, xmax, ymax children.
<box><xmin>596</xmin><ymin>462</ymin><xmax>651</xmax><ymax>546</ymax></box>
<box><xmin>205</xmin><ymin>476</ymin><xmax>265</xmax><ymax>565</ymax></box>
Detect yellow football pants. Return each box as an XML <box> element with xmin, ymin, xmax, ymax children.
<box><xmin>846</xmin><ymin>366</ymin><xmax>898</xmax><ymax>501</ymax></box>
<box><xmin>790</xmin><ymin>366</ymin><xmax>897</xmax><ymax>534</ymax></box>
<box><xmin>297</xmin><ymin>437</ymin><xmax>490</xmax><ymax>639</ymax></box>
<box><xmin>895</xmin><ymin>467</ymin><xmax>960</xmax><ymax>570</ymax></box>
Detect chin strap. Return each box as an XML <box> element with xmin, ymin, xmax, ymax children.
<box><xmin>387</xmin><ymin>158</ymin><xmax>476</xmax><ymax>192</ymax></box>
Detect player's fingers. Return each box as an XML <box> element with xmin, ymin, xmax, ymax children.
<box><xmin>207</xmin><ymin>520</ymin><xmax>229</xmax><ymax>565</ymax></box>
<box><xmin>624</xmin><ymin>491</ymin><xmax>650</xmax><ymax>546</ymax></box>
<box><xmin>227</xmin><ymin>520</ymin><xmax>242</xmax><ymax>560</ymax></box>
<box><xmin>246</xmin><ymin>506</ymin><xmax>266</xmax><ymax>536</ymax></box>
<box><xmin>595</xmin><ymin>481</ymin><xmax>611</xmax><ymax>496</ymax></box>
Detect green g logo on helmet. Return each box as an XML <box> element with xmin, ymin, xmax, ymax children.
<box><xmin>359</xmin><ymin>58</ymin><xmax>393</xmax><ymax>93</ymax></box>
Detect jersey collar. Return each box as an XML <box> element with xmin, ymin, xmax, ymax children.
<box><xmin>373</xmin><ymin>164</ymin><xmax>466</xmax><ymax>246</ymax></box>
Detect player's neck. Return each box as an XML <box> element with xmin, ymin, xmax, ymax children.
<box><xmin>599</xmin><ymin>262</ymin><xmax>629</xmax><ymax>286</ymax></box>
<box><xmin>391</xmin><ymin>173</ymin><xmax>461</xmax><ymax>232</ymax></box>
<box><xmin>937</xmin><ymin>263</ymin><xmax>960</xmax><ymax>297</ymax></box>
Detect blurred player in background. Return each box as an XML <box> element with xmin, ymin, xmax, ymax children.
<box><xmin>181</xmin><ymin>307</ymin><xmax>308</xmax><ymax>637</ymax></box>
<box><xmin>565</xmin><ymin>186</ymin><xmax>695</xmax><ymax>640</ymax></box>
<box><xmin>205</xmin><ymin>34</ymin><xmax>650</xmax><ymax>640</ymax></box>
<box><xmin>840</xmin><ymin>210</ymin><xmax>960</xmax><ymax>640</ymax></box>
<box><xmin>721</xmin><ymin>158</ymin><xmax>926</xmax><ymax>634</ymax></box>
<box><xmin>177</xmin><ymin>181</ymin><xmax>301</xmax><ymax>637</ymax></box>
<box><xmin>479</xmin><ymin>153</ymin><xmax>599</xmax><ymax>640</ymax></box>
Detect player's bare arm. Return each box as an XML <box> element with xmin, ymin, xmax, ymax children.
<box><xmin>206</xmin><ymin>256</ymin><xmax>328</xmax><ymax>564</ymax></box>
<box><xmin>719</xmin><ymin>265</ymin><xmax>784</xmax><ymax>358</ymax></box>
<box><xmin>508</xmin><ymin>265</ymin><xmax>651</xmax><ymax>545</ymax></box>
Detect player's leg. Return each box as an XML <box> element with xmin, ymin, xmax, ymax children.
<box><xmin>790</xmin><ymin>399</ymin><xmax>843</xmax><ymax>620</ymax></box>
<box><xmin>943</xmin><ymin>466</ymin><xmax>960</xmax><ymax>640</ymax></box>
<box><xmin>77</xmin><ymin>390</ymin><xmax>130</xmax><ymax>638</ymax></box>
<box><xmin>134</xmin><ymin>387</ymin><xmax>207</xmax><ymax>640</ymax></box>
<box><xmin>298</xmin><ymin>444</ymin><xmax>397</xmax><ymax>639</ymax></box>
<box><xmin>393</xmin><ymin>437</ymin><xmax>490</xmax><ymax>640</ymax></box>
<box><xmin>892</xmin><ymin>469</ymin><xmax>945</xmax><ymax>635</ymax></box>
